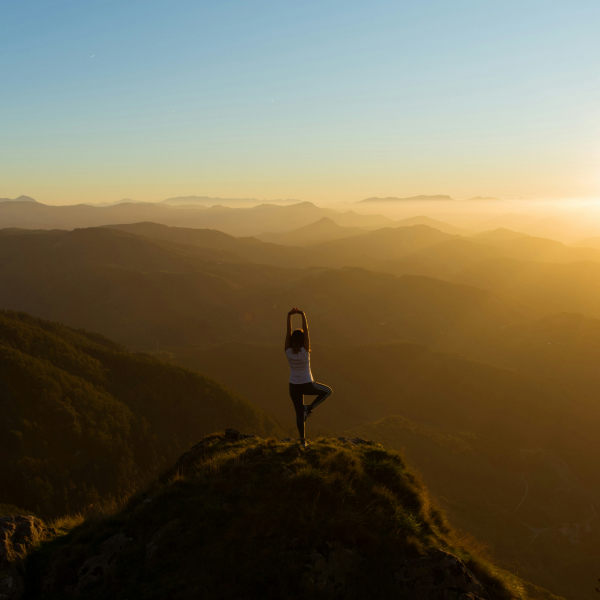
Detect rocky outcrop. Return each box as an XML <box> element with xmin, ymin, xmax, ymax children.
<box><xmin>42</xmin><ymin>533</ymin><xmax>131</xmax><ymax>594</ymax></box>
<box><xmin>145</xmin><ymin>520</ymin><xmax>183</xmax><ymax>561</ymax></box>
<box><xmin>0</xmin><ymin>516</ymin><xmax>52</xmax><ymax>600</ymax></box>
<box><xmin>173</xmin><ymin>428</ymin><xmax>257</xmax><ymax>472</ymax></box>
<box><xmin>74</xmin><ymin>534</ymin><xmax>130</xmax><ymax>592</ymax></box>
<box><xmin>303</xmin><ymin>543</ymin><xmax>359</xmax><ymax>594</ymax></box>
<box><xmin>395</xmin><ymin>550</ymin><xmax>489</xmax><ymax>599</ymax></box>
<box><xmin>337</xmin><ymin>437</ymin><xmax>379</xmax><ymax>446</ymax></box>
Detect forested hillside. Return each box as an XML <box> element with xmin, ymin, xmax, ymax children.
<box><xmin>0</xmin><ymin>311</ymin><xmax>281</xmax><ymax>516</ymax></box>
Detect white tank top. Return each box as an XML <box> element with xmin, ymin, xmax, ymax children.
<box><xmin>286</xmin><ymin>347</ymin><xmax>313</xmax><ymax>384</ymax></box>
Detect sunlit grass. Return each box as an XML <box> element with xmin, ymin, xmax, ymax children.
<box><xmin>20</xmin><ymin>433</ymin><xmax>561</xmax><ymax>600</ymax></box>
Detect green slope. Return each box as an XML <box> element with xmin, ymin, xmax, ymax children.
<box><xmin>0</xmin><ymin>227</ymin><xmax>527</xmax><ymax>351</ymax></box>
<box><xmin>0</xmin><ymin>311</ymin><xmax>282</xmax><ymax>517</ymax></box>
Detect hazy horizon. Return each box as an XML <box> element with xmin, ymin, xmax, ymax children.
<box><xmin>2</xmin><ymin>1</ymin><xmax>600</xmax><ymax>205</ymax></box>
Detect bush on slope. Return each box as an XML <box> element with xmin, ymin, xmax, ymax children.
<box><xmin>0</xmin><ymin>311</ymin><xmax>283</xmax><ymax>517</ymax></box>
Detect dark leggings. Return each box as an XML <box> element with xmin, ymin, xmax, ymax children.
<box><xmin>289</xmin><ymin>381</ymin><xmax>333</xmax><ymax>439</ymax></box>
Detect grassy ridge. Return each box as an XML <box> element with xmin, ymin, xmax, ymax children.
<box><xmin>24</xmin><ymin>434</ymin><xmax>563</xmax><ymax>600</ymax></box>
<box><xmin>0</xmin><ymin>311</ymin><xmax>283</xmax><ymax>517</ymax></box>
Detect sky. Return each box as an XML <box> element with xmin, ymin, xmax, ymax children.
<box><xmin>1</xmin><ymin>0</ymin><xmax>599</xmax><ymax>205</ymax></box>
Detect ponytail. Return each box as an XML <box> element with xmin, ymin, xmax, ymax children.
<box><xmin>291</xmin><ymin>329</ymin><xmax>305</xmax><ymax>354</ymax></box>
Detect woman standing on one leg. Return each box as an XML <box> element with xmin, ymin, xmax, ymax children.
<box><xmin>285</xmin><ymin>308</ymin><xmax>333</xmax><ymax>447</ymax></box>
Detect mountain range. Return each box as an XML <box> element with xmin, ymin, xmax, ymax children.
<box><xmin>2</xmin><ymin>212</ymin><xmax>600</xmax><ymax>598</ymax></box>
<box><xmin>466</xmin><ymin>196</ymin><xmax>504</xmax><ymax>201</ymax></box>
<box><xmin>4</xmin><ymin>221</ymin><xmax>600</xmax><ymax>351</ymax></box>
<box><xmin>0</xmin><ymin>195</ymin><xmax>37</xmax><ymax>203</ymax></box>
<box><xmin>0</xmin><ymin>225</ymin><xmax>530</xmax><ymax>351</ymax></box>
<box><xmin>360</xmin><ymin>195</ymin><xmax>455</xmax><ymax>202</ymax></box>
<box><xmin>0</xmin><ymin>200</ymin><xmax>393</xmax><ymax>236</ymax></box>
<box><xmin>159</xmin><ymin>195</ymin><xmax>300</xmax><ymax>206</ymax></box>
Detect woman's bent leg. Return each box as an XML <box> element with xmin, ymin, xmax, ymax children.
<box><xmin>289</xmin><ymin>383</ymin><xmax>305</xmax><ymax>439</ymax></box>
<box><xmin>307</xmin><ymin>382</ymin><xmax>333</xmax><ymax>412</ymax></box>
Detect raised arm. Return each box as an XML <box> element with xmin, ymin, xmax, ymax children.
<box><xmin>285</xmin><ymin>309</ymin><xmax>294</xmax><ymax>351</ymax></box>
<box><xmin>300</xmin><ymin>311</ymin><xmax>310</xmax><ymax>352</ymax></box>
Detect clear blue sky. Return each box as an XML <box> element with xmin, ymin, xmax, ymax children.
<box><xmin>1</xmin><ymin>0</ymin><xmax>599</xmax><ymax>203</ymax></box>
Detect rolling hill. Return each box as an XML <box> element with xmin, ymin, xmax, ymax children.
<box><xmin>106</xmin><ymin>221</ymin><xmax>467</xmax><ymax>267</ymax></box>
<box><xmin>257</xmin><ymin>217</ymin><xmax>368</xmax><ymax>246</ymax></box>
<box><xmin>363</xmin><ymin>230</ymin><xmax>600</xmax><ymax>280</ymax></box>
<box><xmin>360</xmin><ymin>195</ymin><xmax>454</xmax><ymax>202</ymax></box>
<box><xmin>456</xmin><ymin>258</ymin><xmax>600</xmax><ymax>319</ymax></box>
<box><xmin>325</xmin><ymin>232</ymin><xmax>600</xmax><ymax>320</ymax></box>
<box><xmin>308</xmin><ymin>225</ymin><xmax>458</xmax><ymax>261</ymax></box>
<box><xmin>0</xmin><ymin>227</ymin><xmax>528</xmax><ymax>351</ymax></box>
<box><xmin>465</xmin><ymin>196</ymin><xmax>504</xmax><ymax>202</ymax></box>
<box><xmin>471</xmin><ymin>228</ymin><xmax>529</xmax><ymax>241</ymax></box>
<box><xmin>159</xmin><ymin>195</ymin><xmax>300</xmax><ymax>206</ymax></box>
<box><xmin>391</xmin><ymin>215</ymin><xmax>470</xmax><ymax>235</ymax></box>
<box><xmin>472</xmin><ymin>231</ymin><xmax>600</xmax><ymax>263</ymax></box>
<box><xmin>571</xmin><ymin>235</ymin><xmax>600</xmax><ymax>250</ymax></box>
<box><xmin>0</xmin><ymin>195</ymin><xmax>37</xmax><ymax>203</ymax></box>
<box><xmin>102</xmin><ymin>221</ymin><xmax>322</xmax><ymax>268</ymax></box>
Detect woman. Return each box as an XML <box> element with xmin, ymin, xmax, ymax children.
<box><xmin>285</xmin><ymin>308</ymin><xmax>333</xmax><ymax>447</ymax></box>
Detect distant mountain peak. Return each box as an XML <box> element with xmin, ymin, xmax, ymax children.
<box><xmin>393</xmin><ymin>215</ymin><xmax>470</xmax><ymax>235</ymax></box>
<box><xmin>310</xmin><ymin>216</ymin><xmax>339</xmax><ymax>226</ymax></box>
<box><xmin>359</xmin><ymin>195</ymin><xmax>454</xmax><ymax>203</ymax></box>
<box><xmin>160</xmin><ymin>196</ymin><xmax>301</xmax><ymax>206</ymax></box>
<box><xmin>465</xmin><ymin>196</ymin><xmax>503</xmax><ymax>202</ymax></box>
<box><xmin>474</xmin><ymin>227</ymin><xmax>529</xmax><ymax>241</ymax></box>
<box><xmin>0</xmin><ymin>195</ymin><xmax>37</xmax><ymax>203</ymax></box>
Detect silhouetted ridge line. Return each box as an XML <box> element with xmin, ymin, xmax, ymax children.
<box><xmin>0</xmin><ymin>195</ymin><xmax>37</xmax><ymax>203</ymax></box>
<box><xmin>359</xmin><ymin>195</ymin><xmax>454</xmax><ymax>202</ymax></box>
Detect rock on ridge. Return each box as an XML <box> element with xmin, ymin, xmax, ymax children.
<box><xmin>172</xmin><ymin>428</ymin><xmax>258</xmax><ymax>471</ymax></box>
<box><xmin>0</xmin><ymin>515</ymin><xmax>53</xmax><ymax>600</ymax></box>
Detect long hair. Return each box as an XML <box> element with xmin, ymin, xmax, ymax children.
<box><xmin>291</xmin><ymin>329</ymin><xmax>305</xmax><ymax>354</ymax></box>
